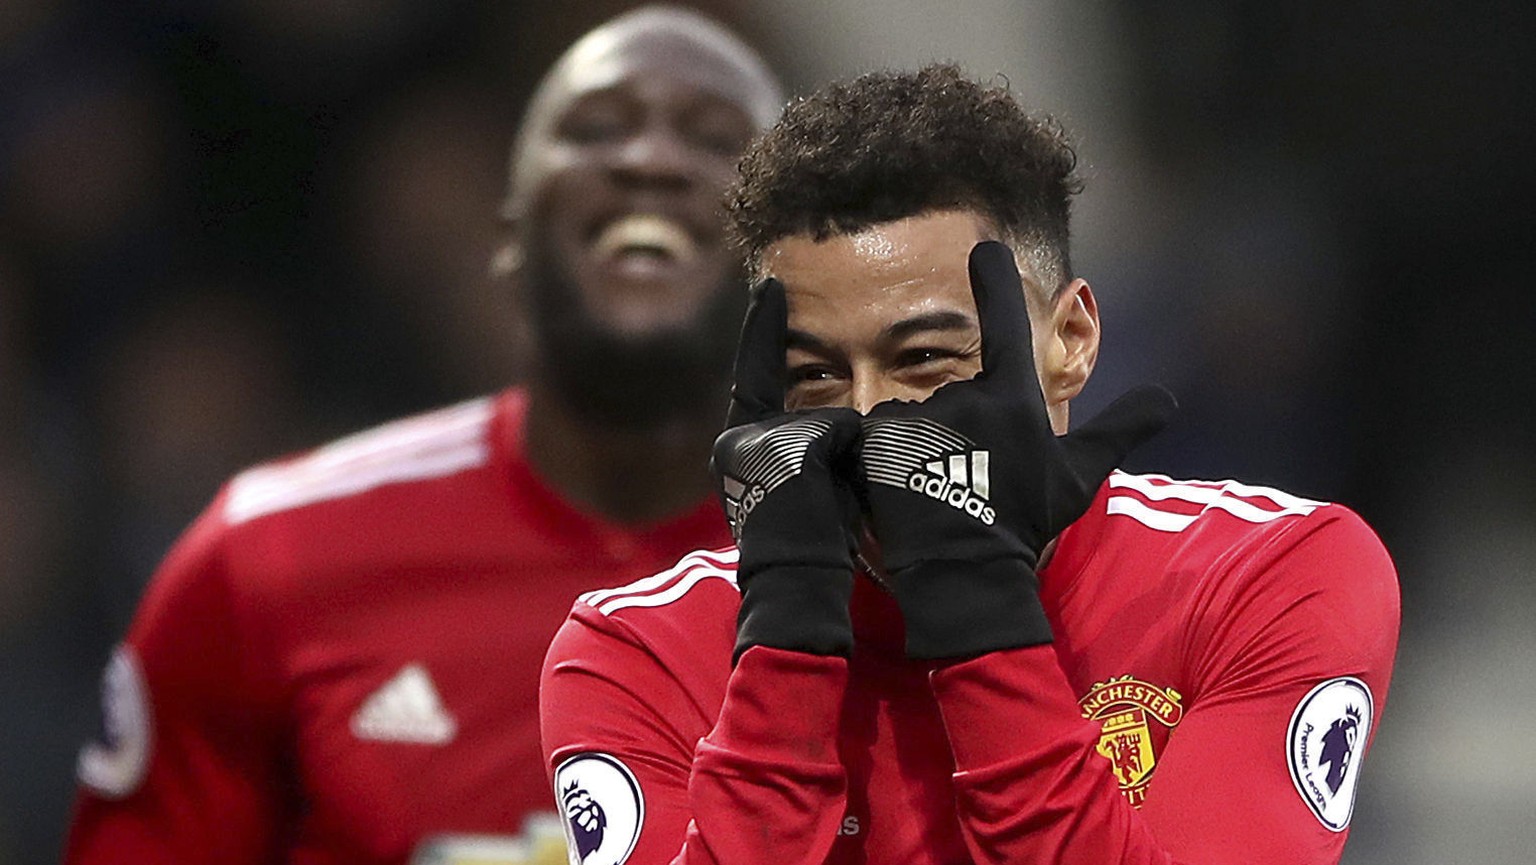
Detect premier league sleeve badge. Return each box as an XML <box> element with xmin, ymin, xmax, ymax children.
<box><xmin>77</xmin><ymin>645</ymin><xmax>153</xmax><ymax>799</ymax></box>
<box><xmin>553</xmin><ymin>753</ymin><xmax>645</xmax><ymax>865</ymax></box>
<box><xmin>1287</xmin><ymin>676</ymin><xmax>1375</xmax><ymax>831</ymax></box>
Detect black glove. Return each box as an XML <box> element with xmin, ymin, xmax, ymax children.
<box><xmin>711</xmin><ymin>278</ymin><xmax>864</xmax><ymax>661</ymax></box>
<box><xmin>858</xmin><ymin>241</ymin><xmax>1176</xmax><ymax>660</ymax></box>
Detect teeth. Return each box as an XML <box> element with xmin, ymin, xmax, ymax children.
<box><xmin>593</xmin><ymin>214</ymin><xmax>698</xmax><ymax>265</ymax></box>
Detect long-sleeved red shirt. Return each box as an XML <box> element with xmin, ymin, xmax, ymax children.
<box><xmin>541</xmin><ymin>472</ymin><xmax>1399</xmax><ymax>865</ymax></box>
<box><xmin>66</xmin><ymin>390</ymin><xmax>730</xmax><ymax>865</ymax></box>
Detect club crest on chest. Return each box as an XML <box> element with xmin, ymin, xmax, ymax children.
<box><xmin>1078</xmin><ymin>675</ymin><xmax>1185</xmax><ymax>808</ymax></box>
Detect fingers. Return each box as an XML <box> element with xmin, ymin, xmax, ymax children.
<box><xmin>1062</xmin><ymin>385</ymin><xmax>1178</xmax><ymax>483</ymax></box>
<box><xmin>801</xmin><ymin>407</ymin><xmax>866</xmax><ymax>557</ymax></box>
<box><xmin>809</xmin><ymin>406</ymin><xmax>865</xmax><ymax>456</ymax></box>
<box><xmin>967</xmin><ymin>241</ymin><xmax>1038</xmax><ymax>393</ymax></box>
<box><xmin>725</xmin><ymin>278</ymin><xmax>789</xmax><ymax>427</ymax></box>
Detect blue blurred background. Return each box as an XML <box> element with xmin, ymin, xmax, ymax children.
<box><xmin>2</xmin><ymin>1</ymin><xmax>1532</xmax><ymax>861</ymax></box>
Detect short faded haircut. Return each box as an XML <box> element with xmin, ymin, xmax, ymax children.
<box><xmin>728</xmin><ymin>63</ymin><xmax>1083</xmax><ymax>294</ymax></box>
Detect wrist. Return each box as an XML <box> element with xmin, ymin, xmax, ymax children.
<box><xmin>893</xmin><ymin>558</ymin><xmax>1052</xmax><ymax>660</ymax></box>
<box><xmin>735</xmin><ymin>565</ymin><xmax>854</xmax><ymax>661</ymax></box>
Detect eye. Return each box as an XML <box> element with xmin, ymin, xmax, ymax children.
<box><xmin>683</xmin><ymin>103</ymin><xmax>754</xmax><ymax>157</ymax></box>
<box><xmin>789</xmin><ymin>363</ymin><xmax>842</xmax><ymax>384</ymax></box>
<box><xmin>557</xmin><ymin>96</ymin><xmax>635</xmax><ymax>144</ymax></box>
<box><xmin>891</xmin><ymin>344</ymin><xmax>981</xmax><ymax>392</ymax></box>
<box><xmin>784</xmin><ymin>362</ymin><xmax>849</xmax><ymax>411</ymax></box>
<box><xmin>895</xmin><ymin>347</ymin><xmax>961</xmax><ymax>368</ymax></box>
<box><xmin>686</xmin><ymin>118</ymin><xmax>751</xmax><ymax>156</ymax></box>
<box><xmin>560</xmin><ymin>114</ymin><xmax>626</xmax><ymax>143</ymax></box>
<box><xmin>690</xmin><ymin>129</ymin><xmax>748</xmax><ymax>157</ymax></box>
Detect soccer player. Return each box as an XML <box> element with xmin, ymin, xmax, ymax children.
<box><xmin>64</xmin><ymin>9</ymin><xmax>783</xmax><ymax>865</ymax></box>
<box><xmin>540</xmin><ymin>65</ymin><xmax>1400</xmax><ymax>865</ymax></box>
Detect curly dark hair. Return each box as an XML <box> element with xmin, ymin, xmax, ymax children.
<box><xmin>728</xmin><ymin>64</ymin><xmax>1083</xmax><ymax>292</ymax></box>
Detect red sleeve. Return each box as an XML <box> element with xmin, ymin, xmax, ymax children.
<box><xmin>64</xmin><ymin>499</ymin><xmax>290</xmax><ymax>865</ymax></box>
<box><xmin>930</xmin><ymin>507</ymin><xmax>1400</xmax><ymax>865</ymax></box>
<box><xmin>542</xmin><ymin>607</ymin><xmax>848</xmax><ymax>865</ymax></box>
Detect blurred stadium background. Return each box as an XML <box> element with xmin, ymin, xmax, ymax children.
<box><xmin>2</xmin><ymin>0</ymin><xmax>1532</xmax><ymax>861</ymax></box>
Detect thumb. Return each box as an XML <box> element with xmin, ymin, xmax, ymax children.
<box><xmin>1060</xmin><ymin>385</ymin><xmax>1177</xmax><ymax>484</ymax></box>
<box><xmin>725</xmin><ymin>279</ymin><xmax>789</xmax><ymax>427</ymax></box>
<box><xmin>814</xmin><ymin>406</ymin><xmax>865</xmax><ymax>457</ymax></box>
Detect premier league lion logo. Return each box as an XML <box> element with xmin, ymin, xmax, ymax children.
<box><xmin>563</xmin><ymin>780</ymin><xmax>606</xmax><ymax>861</ymax></box>
<box><xmin>554</xmin><ymin>752</ymin><xmax>644</xmax><ymax>865</ymax></box>
<box><xmin>1319</xmin><ymin>705</ymin><xmax>1362</xmax><ymax>794</ymax></box>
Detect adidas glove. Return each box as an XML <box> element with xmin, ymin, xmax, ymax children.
<box><xmin>858</xmin><ymin>241</ymin><xmax>1176</xmax><ymax>660</ymax></box>
<box><xmin>711</xmin><ymin>278</ymin><xmax>864</xmax><ymax>662</ymax></box>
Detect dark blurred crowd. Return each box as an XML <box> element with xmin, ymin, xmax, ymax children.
<box><xmin>3</xmin><ymin>1</ymin><xmax>1532</xmax><ymax>862</ymax></box>
<box><xmin>1</xmin><ymin>0</ymin><xmax>739</xmax><ymax>856</ymax></box>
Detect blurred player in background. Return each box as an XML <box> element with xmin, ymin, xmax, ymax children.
<box><xmin>64</xmin><ymin>8</ymin><xmax>783</xmax><ymax>864</ymax></box>
<box><xmin>541</xmin><ymin>65</ymin><xmax>1399</xmax><ymax>865</ymax></box>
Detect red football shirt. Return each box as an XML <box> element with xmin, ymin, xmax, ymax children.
<box><xmin>541</xmin><ymin>472</ymin><xmax>1399</xmax><ymax>865</ymax></box>
<box><xmin>66</xmin><ymin>389</ymin><xmax>732</xmax><ymax>865</ymax></box>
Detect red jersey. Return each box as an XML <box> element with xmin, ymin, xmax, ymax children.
<box><xmin>67</xmin><ymin>389</ymin><xmax>731</xmax><ymax>865</ymax></box>
<box><xmin>540</xmin><ymin>472</ymin><xmax>1399</xmax><ymax>865</ymax></box>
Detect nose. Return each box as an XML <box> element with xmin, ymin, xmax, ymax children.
<box><xmin>850</xmin><ymin>371</ymin><xmax>905</xmax><ymax>415</ymax></box>
<box><xmin>610</xmin><ymin>123</ymin><xmax>693</xmax><ymax>190</ymax></box>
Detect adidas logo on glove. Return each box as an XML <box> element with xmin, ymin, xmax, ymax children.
<box><xmin>861</xmin><ymin>417</ymin><xmax>998</xmax><ymax>526</ymax></box>
<box><xmin>906</xmin><ymin>451</ymin><xmax>995</xmax><ymax>525</ymax></box>
<box><xmin>721</xmin><ymin>474</ymin><xmax>767</xmax><ymax>533</ymax></box>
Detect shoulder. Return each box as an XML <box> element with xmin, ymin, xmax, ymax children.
<box><xmin>1077</xmin><ymin>471</ymin><xmax>1390</xmax><ymax>579</ymax></box>
<box><xmin>547</xmin><ymin>547</ymin><xmax>740</xmax><ymax>679</ymax></box>
<box><xmin>207</xmin><ymin>394</ymin><xmax>521</xmax><ymax>573</ymax></box>
<box><xmin>1101</xmin><ymin>471</ymin><xmax>1332</xmax><ymax>538</ymax></box>
<box><xmin>1081</xmin><ymin>471</ymin><xmax>1399</xmax><ymax>668</ymax></box>
<box><xmin>542</xmin><ymin>549</ymin><xmax>740</xmax><ymax>783</ymax></box>
<box><xmin>575</xmin><ymin>547</ymin><xmax>741</xmax><ymax>618</ymax></box>
<box><xmin>1061</xmin><ymin>471</ymin><xmax>1398</xmax><ymax>645</ymax></box>
<box><xmin>222</xmin><ymin>395</ymin><xmax>503</xmax><ymax>527</ymax></box>
<box><xmin>126</xmin><ymin>394</ymin><xmax>519</xmax><ymax>640</ymax></box>
<box><xmin>93</xmin><ymin>504</ymin><xmax>284</xmax><ymax>799</ymax></box>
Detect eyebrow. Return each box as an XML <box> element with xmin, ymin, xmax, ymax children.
<box><xmin>565</xmin><ymin>80</ymin><xmax>751</xmax><ymax>118</ymax></box>
<box><xmin>880</xmin><ymin>310</ymin><xmax>975</xmax><ymax>342</ymax></box>
<box><xmin>785</xmin><ymin>310</ymin><xmax>976</xmax><ymax>354</ymax></box>
<box><xmin>785</xmin><ymin>328</ymin><xmax>835</xmax><ymax>354</ymax></box>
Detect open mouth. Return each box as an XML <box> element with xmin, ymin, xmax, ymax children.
<box><xmin>591</xmin><ymin>213</ymin><xmax>700</xmax><ymax>268</ymax></box>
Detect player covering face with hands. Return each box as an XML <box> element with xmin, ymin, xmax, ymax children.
<box><xmin>540</xmin><ymin>64</ymin><xmax>1397</xmax><ymax>865</ymax></box>
<box><xmin>713</xmin><ymin>243</ymin><xmax>1177</xmax><ymax>663</ymax></box>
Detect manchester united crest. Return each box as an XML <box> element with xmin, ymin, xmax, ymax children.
<box><xmin>1078</xmin><ymin>676</ymin><xmax>1184</xmax><ymax>807</ymax></box>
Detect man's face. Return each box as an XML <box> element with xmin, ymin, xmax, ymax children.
<box><xmin>763</xmin><ymin>209</ymin><xmax>1080</xmax><ymax>419</ymax></box>
<box><xmin>511</xmin><ymin>23</ymin><xmax>779</xmax><ymax>337</ymax></box>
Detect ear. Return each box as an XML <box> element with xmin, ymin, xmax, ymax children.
<box><xmin>490</xmin><ymin>221</ymin><xmax>524</xmax><ymax>285</ymax></box>
<box><xmin>489</xmin><ymin>220</ymin><xmax>536</xmax><ymax>371</ymax></box>
<box><xmin>1039</xmin><ymin>278</ymin><xmax>1100</xmax><ymax>406</ymax></box>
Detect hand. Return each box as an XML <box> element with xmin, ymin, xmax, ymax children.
<box><xmin>711</xmin><ymin>278</ymin><xmax>864</xmax><ymax>661</ymax></box>
<box><xmin>858</xmin><ymin>241</ymin><xmax>1176</xmax><ymax>659</ymax></box>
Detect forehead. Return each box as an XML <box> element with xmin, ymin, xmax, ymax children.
<box><xmin>538</xmin><ymin>24</ymin><xmax>779</xmax><ymax>126</ymax></box>
<box><xmin>763</xmin><ymin>210</ymin><xmax>991</xmax><ymax>334</ymax></box>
